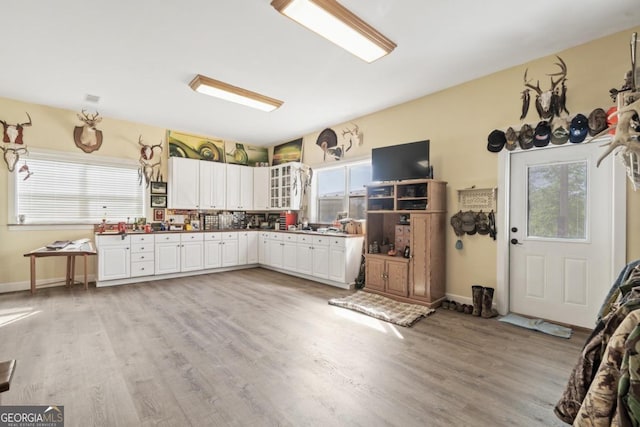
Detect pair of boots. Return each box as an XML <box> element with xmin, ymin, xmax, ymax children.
<box><xmin>471</xmin><ymin>285</ymin><xmax>498</xmax><ymax>318</ymax></box>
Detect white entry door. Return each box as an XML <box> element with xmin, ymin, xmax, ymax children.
<box><xmin>508</xmin><ymin>141</ymin><xmax>623</xmax><ymax>328</ymax></box>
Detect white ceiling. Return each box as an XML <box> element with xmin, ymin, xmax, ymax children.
<box><xmin>0</xmin><ymin>0</ymin><xmax>638</xmax><ymax>146</ymax></box>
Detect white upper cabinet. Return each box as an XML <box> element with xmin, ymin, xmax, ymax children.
<box><xmin>199</xmin><ymin>161</ymin><xmax>226</xmax><ymax>210</ymax></box>
<box><xmin>253</xmin><ymin>167</ymin><xmax>270</xmax><ymax>211</ymax></box>
<box><xmin>226</xmin><ymin>164</ymin><xmax>253</xmax><ymax>211</ymax></box>
<box><xmin>168</xmin><ymin>157</ymin><xmax>200</xmax><ymax>209</ymax></box>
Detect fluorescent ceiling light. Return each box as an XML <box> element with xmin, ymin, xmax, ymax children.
<box><xmin>189</xmin><ymin>74</ymin><xmax>283</xmax><ymax>112</ymax></box>
<box><xmin>271</xmin><ymin>0</ymin><xmax>396</xmax><ymax>63</ymax></box>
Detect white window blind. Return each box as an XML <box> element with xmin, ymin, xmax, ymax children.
<box><xmin>14</xmin><ymin>150</ymin><xmax>144</xmax><ymax>224</ymax></box>
<box><xmin>314</xmin><ymin>160</ymin><xmax>371</xmax><ymax>223</ymax></box>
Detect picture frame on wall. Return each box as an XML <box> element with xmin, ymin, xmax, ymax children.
<box><xmin>153</xmin><ymin>208</ymin><xmax>165</xmax><ymax>222</ymax></box>
<box><xmin>150</xmin><ymin>181</ymin><xmax>167</xmax><ymax>195</ymax></box>
<box><xmin>150</xmin><ymin>195</ymin><xmax>167</xmax><ymax>208</ymax></box>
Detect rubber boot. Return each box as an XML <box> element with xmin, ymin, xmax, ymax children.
<box><xmin>472</xmin><ymin>285</ymin><xmax>483</xmax><ymax>316</ymax></box>
<box><xmin>481</xmin><ymin>287</ymin><xmax>499</xmax><ymax>318</ymax></box>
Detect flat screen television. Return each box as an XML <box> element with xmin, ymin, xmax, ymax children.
<box><xmin>371</xmin><ymin>140</ymin><xmax>430</xmax><ymax>182</ymax></box>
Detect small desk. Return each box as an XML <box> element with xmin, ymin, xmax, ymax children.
<box><xmin>23</xmin><ymin>243</ymin><xmax>96</xmax><ymax>294</ymax></box>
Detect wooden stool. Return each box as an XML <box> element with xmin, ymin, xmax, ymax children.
<box><xmin>0</xmin><ymin>360</ymin><xmax>16</xmax><ymax>403</ymax></box>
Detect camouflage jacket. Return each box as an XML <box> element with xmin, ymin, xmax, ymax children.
<box><xmin>617</xmin><ymin>324</ymin><xmax>640</xmax><ymax>427</ymax></box>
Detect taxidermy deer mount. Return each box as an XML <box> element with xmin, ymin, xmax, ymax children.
<box><xmin>520</xmin><ymin>56</ymin><xmax>569</xmax><ymax>120</ymax></box>
<box><xmin>74</xmin><ymin>110</ymin><xmax>103</xmax><ymax>153</ymax></box>
<box><xmin>0</xmin><ymin>112</ymin><xmax>31</xmax><ymax>172</ymax></box>
<box><xmin>138</xmin><ymin>135</ymin><xmax>163</xmax><ymax>187</ymax></box>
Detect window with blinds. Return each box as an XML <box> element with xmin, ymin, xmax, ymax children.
<box><xmin>13</xmin><ymin>150</ymin><xmax>145</xmax><ymax>224</ymax></box>
<box><xmin>315</xmin><ymin>160</ymin><xmax>371</xmax><ymax>223</ymax></box>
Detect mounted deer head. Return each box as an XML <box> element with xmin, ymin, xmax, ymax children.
<box><xmin>138</xmin><ymin>135</ymin><xmax>163</xmax><ymax>186</ymax></box>
<box><xmin>0</xmin><ymin>145</ymin><xmax>28</xmax><ymax>172</ymax></box>
<box><xmin>0</xmin><ymin>113</ymin><xmax>32</xmax><ymax>144</ymax></box>
<box><xmin>520</xmin><ymin>56</ymin><xmax>569</xmax><ymax>120</ymax></box>
<box><xmin>73</xmin><ymin>109</ymin><xmax>103</xmax><ymax>153</ymax></box>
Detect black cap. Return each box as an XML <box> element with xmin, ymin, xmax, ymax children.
<box><xmin>533</xmin><ymin>121</ymin><xmax>551</xmax><ymax>147</ymax></box>
<box><xmin>487</xmin><ymin>130</ymin><xmax>506</xmax><ymax>153</ymax></box>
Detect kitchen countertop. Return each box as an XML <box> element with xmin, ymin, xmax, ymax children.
<box><xmin>95</xmin><ymin>229</ymin><xmax>364</xmax><ymax>237</ymax></box>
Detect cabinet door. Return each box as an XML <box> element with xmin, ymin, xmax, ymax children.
<box><xmin>283</xmin><ymin>241</ymin><xmax>297</xmax><ymax>271</ymax></box>
<box><xmin>312</xmin><ymin>245</ymin><xmax>329</xmax><ymax>279</ymax></box>
<box><xmin>222</xmin><ymin>239</ymin><xmax>239</xmax><ymax>267</ymax></box>
<box><xmin>98</xmin><ymin>245</ymin><xmax>130</xmax><ymax>281</ymax></box>
<box><xmin>296</xmin><ymin>243</ymin><xmax>312</xmax><ymax>275</ymax></box>
<box><xmin>365</xmin><ymin>257</ymin><xmax>386</xmax><ymax>291</ymax></box>
<box><xmin>329</xmin><ymin>246</ymin><xmax>346</xmax><ymax>283</ymax></box>
<box><xmin>169</xmin><ymin>157</ymin><xmax>200</xmax><ymax>209</ymax></box>
<box><xmin>238</xmin><ymin>232</ymin><xmax>248</xmax><ymax>265</ymax></box>
<box><xmin>258</xmin><ymin>233</ymin><xmax>269</xmax><ymax>264</ymax></box>
<box><xmin>386</xmin><ymin>259</ymin><xmax>409</xmax><ymax>297</ymax></box>
<box><xmin>269</xmin><ymin>167</ymin><xmax>281</xmax><ymax>209</ymax></box>
<box><xmin>181</xmin><ymin>241</ymin><xmax>204</xmax><ymax>272</ymax></box>
<box><xmin>253</xmin><ymin>168</ymin><xmax>270</xmax><ymax>211</ymax></box>
<box><xmin>155</xmin><ymin>242</ymin><xmax>180</xmax><ymax>274</ymax></box>
<box><xmin>239</xmin><ymin>166</ymin><xmax>253</xmax><ymax>210</ymax></box>
<box><xmin>225</xmin><ymin>164</ymin><xmax>242</xmax><ymax>210</ymax></box>
<box><xmin>247</xmin><ymin>232</ymin><xmax>259</xmax><ymax>264</ymax></box>
<box><xmin>200</xmin><ymin>161</ymin><xmax>226</xmax><ymax>210</ymax></box>
<box><xmin>204</xmin><ymin>240</ymin><xmax>222</xmax><ymax>269</ymax></box>
<box><xmin>268</xmin><ymin>239</ymin><xmax>284</xmax><ymax>268</ymax></box>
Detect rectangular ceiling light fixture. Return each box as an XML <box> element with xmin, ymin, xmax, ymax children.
<box><xmin>271</xmin><ymin>0</ymin><xmax>396</xmax><ymax>63</ymax></box>
<box><xmin>189</xmin><ymin>74</ymin><xmax>283</xmax><ymax>112</ymax></box>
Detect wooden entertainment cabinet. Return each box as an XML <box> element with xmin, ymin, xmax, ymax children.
<box><xmin>364</xmin><ymin>179</ymin><xmax>447</xmax><ymax>308</ymax></box>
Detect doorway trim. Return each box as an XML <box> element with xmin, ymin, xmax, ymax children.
<box><xmin>496</xmin><ymin>139</ymin><xmax>627</xmax><ymax>317</ymax></box>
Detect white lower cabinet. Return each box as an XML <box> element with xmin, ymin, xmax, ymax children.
<box><xmin>267</xmin><ymin>232</ymin><xmax>284</xmax><ymax>268</ymax></box>
<box><xmin>97</xmin><ymin>234</ymin><xmax>131</xmax><ymax>282</ymax></box>
<box><xmin>329</xmin><ymin>237</ymin><xmax>346</xmax><ymax>283</ymax></box>
<box><xmin>296</xmin><ymin>235</ymin><xmax>313</xmax><ymax>275</ymax></box>
<box><xmin>181</xmin><ymin>233</ymin><xmax>204</xmax><ymax>272</ymax></box>
<box><xmin>221</xmin><ymin>232</ymin><xmax>239</xmax><ymax>267</ymax></box>
<box><xmin>311</xmin><ymin>236</ymin><xmax>330</xmax><ymax>279</ymax></box>
<box><xmin>155</xmin><ymin>234</ymin><xmax>181</xmax><ymax>275</ymax></box>
<box><xmin>204</xmin><ymin>232</ymin><xmax>222</xmax><ymax>269</ymax></box>
<box><xmin>258</xmin><ymin>232</ymin><xmax>269</xmax><ymax>264</ymax></box>
<box><xmin>283</xmin><ymin>234</ymin><xmax>298</xmax><ymax>271</ymax></box>
<box><xmin>131</xmin><ymin>235</ymin><xmax>155</xmax><ymax>277</ymax></box>
<box><xmin>247</xmin><ymin>231</ymin><xmax>258</xmax><ymax>264</ymax></box>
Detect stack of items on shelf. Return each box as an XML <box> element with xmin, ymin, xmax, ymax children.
<box><xmin>555</xmin><ymin>260</ymin><xmax>640</xmax><ymax>425</ymax></box>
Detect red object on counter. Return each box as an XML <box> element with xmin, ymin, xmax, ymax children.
<box><xmin>285</xmin><ymin>212</ymin><xmax>297</xmax><ymax>228</ymax></box>
<box><xmin>117</xmin><ymin>222</ymin><xmax>127</xmax><ymax>234</ymax></box>
<box><xmin>144</xmin><ymin>224</ymin><xmax>152</xmax><ymax>233</ymax></box>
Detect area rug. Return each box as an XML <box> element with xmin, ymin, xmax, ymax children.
<box><xmin>498</xmin><ymin>313</ymin><xmax>573</xmax><ymax>339</ymax></box>
<box><xmin>328</xmin><ymin>291</ymin><xmax>434</xmax><ymax>327</ymax></box>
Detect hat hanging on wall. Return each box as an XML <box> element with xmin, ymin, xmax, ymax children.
<box><xmin>588</xmin><ymin>108</ymin><xmax>608</xmax><ymax>136</ymax></box>
<box><xmin>504</xmin><ymin>127</ymin><xmax>518</xmax><ymax>151</ymax></box>
<box><xmin>518</xmin><ymin>124</ymin><xmax>534</xmax><ymax>150</ymax></box>
<box><xmin>533</xmin><ymin>121</ymin><xmax>551</xmax><ymax>147</ymax></box>
<box><xmin>550</xmin><ymin>125</ymin><xmax>570</xmax><ymax>145</ymax></box>
<box><xmin>569</xmin><ymin>113</ymin><xmax>589</xmax><ymax>143</ymax></box>
<box><xmin>487</xmin><ymin>129</ymin><xmax>506</xmax><ymax>153</ymax></box>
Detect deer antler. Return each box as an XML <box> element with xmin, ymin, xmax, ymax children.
<box><xmin>138</xmin><ymin>135</ymin><xmax>145</xmax><ymax>146</ymax></box>
<box><xmin>78</xmin><ymin>109</ymin><xmax>101</xmax><ymax>124</ymax></box>
<box><xmin>548</xmin><ymin>56</ymin><xmax>568</xmax><ymax>92</ymax></box>
<box><xmin>18</xmin><ymin>113</ymin><xmax>32</xmax><ymax>128</ymax></box>
<box><xmin>523</xmin><ymin>69</ymin><xmax>542</xmax><ymax>94</ymax></box>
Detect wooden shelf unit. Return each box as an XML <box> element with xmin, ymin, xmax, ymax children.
<box><xmin>364</xmin><ymin>179</ymin><xmax>447</xmax><ymax>308</ymax></box>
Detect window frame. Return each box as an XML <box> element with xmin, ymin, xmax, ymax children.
<box><xmin>8</xmin><ymin>148</ymin><xmax>145</xmax><ymax>229</ymax></box>
<box><xmin>311</xmin><ymin>159</ymin><xmax>371</xmax><ymax>223</ymax></box>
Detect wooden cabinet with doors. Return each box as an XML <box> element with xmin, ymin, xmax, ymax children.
<box><xmin>364</xmin><ymin>179</ymin><xmax>447</xmax><ymax>307</ymax></box>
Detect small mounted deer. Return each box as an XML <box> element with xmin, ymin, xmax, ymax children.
<box><xmin>520</xmin><ymin>56</ymin><xmax>569</xmax><ymax>120</ymax></box>
<box><xmin>0</xmin><ymin>112</ymin><xmax>32</xmax><ymax>144</ymax></box>
<box><xmin>138</xmin><ymin>135</ymin><xmax>163</xmax><ymax>186</ymax></box>
<box><xmin>74</xmin><ymin>110</ymin><xmax>103</xmax><ymax>153</ymax></box>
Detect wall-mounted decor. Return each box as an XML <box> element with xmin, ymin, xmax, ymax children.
<box><xmin>150</xmin><ymin>181</ymin><xmax>167</xmax><ymax>195</ymax></box>
<box><xmin>167</xmin><ymin>130</ymin><xmax>225</xmax><ymax>162</ymax></box>
<box><xmin>138</xmin><ymin>136</ymin><xmax>163</xmax><ymax>186</ymax></box>
<box><xmin>519</xmin><ymin>56</ymin><xmax>569</xmax><ymax>120</ymax></box>
<box><xmin>153</xmin><ymin>208</ymin><xmax>165</xmax><ymax>222</ymax></box>
<box><xmin>74</xmin><ymin>110</ymin><xmax>103</xmax><ymax>153</ymax></box>
<box><xmin>224</xmin><ymin>141</ymin><xmax>249</xmax><ymax>165</ymax></box>
<box><xmin>0</xmin><ymin>112</ymin><xmax>32</xmax><ymax>172</ymax></box>
<box><xmin>315</xmin><ymin>124</ymin><xmax>359</xmax><ymax>162</ymax></box>
<box><xmin>150</xmin><ymin>195</ymin><xmax>167</xmax><ymax>208</ymax></box>
<box><xmin>273</xmin><ymin>138</ymin><xmax>303</xmax><ymax>165</ymax></box>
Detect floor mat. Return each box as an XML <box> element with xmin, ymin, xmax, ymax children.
<box><xmin>328</xmin><ymin>291</ymin><xmax>434</xmax><ymax>327</ymax></box>
<box><xmin>498</xmin><ymin>313</ymin><xmax>573</xmax><ymax>338</ymax></box>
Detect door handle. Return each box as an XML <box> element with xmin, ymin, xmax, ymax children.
<box><xmin>510</xmin><ymin>238</ymin><xmax>522</xmax><ymax>245</ymax></box>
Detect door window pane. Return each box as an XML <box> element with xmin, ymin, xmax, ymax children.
<box><xmin>527</xmin><ymin>161</ymin><xmax>587</xmax><ymax>239</ymax></box>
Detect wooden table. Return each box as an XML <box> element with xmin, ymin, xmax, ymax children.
<box><xmin>23</xmin><ymin>242</ymin><xmax>96</xmax><ymax>294</ymax></box>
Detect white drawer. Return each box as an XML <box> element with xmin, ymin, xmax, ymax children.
<box><xmin>312</xmin><ymin>236</ymin><xmax>330</xmax><ymax>246</ymax></box>
<box><xmin>269</xmin><ymin>232</ymin><xmax>284</xmax><ymax>240</ymax></box>
<box><xmin>284</xmin><ymin>234</ymin><xmax>298</xmax><ymax>243</ymax></box>
<box><xmin>181</xmin><ymin>233</ymin><xmax>204</xmax><ymax>242</ymax></box>
<box><xmin>298</xmin><ymin>235</ymin><xmax>312</xmax><ymax>243</ymax></box>
<box><xmin>131</xmin><ymin>252</ymin><xmax>154</xmax><ymax>262</ymax></box>
<box><xmin>204</xmin><ymin>232</ymin><xmax>222</xmax><ymax>241</ymax></box>
<box><xmin>131</xmin><ymin>261</ymin><xmax>155</xmax><ymax>277</ymax></box>
<box><xmin>330</xmin><ymin>238</ymin><xmax>346</xmax><ymax>249</ymax></box>
<box><xmin>222</xmin><ymin>232</ymin><xmax>238</xmax><ymax>240</ymax></box>
<box><xmin>131</xmin><ymin>243</ymin><xmax>153</xmax><ymax>253</ymax></box>
<box><xmin>131</xmin><ymin>234</ymin><xmax>154</xmax><ymax>244</ymax></box>
<box><xmin>156</xmin><ymin>234</ymin><xmax>180</xmax><ymax>243</ymax></box>
<box><xmin>96</xmin><ymin>234</ymin><xmax>130</xmax><ymax>246</ymax></box>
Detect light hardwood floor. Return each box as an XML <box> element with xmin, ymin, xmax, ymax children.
<box><xmin>0</xmin><ymin>268</ymin><xmax>587</xmax><ymax>426</ymax></box>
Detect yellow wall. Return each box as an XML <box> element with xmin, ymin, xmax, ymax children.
<box><xmin>1</xmin><ymin>26</ymin><xmax>639</xmax><ymax>296</ymax></box>
<box><xmin>301</xmin><ymin>26</ymin><xmax>640</xmax><ymax>299</ymax></box>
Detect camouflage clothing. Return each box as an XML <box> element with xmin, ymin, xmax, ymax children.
<box><xmin>573</xmin><ymin>310</ymin><xmax>640</xmax><ymax>426</ymax></box>
<box><xmin>617</xmin><ymin>324</ymin><xmax>640</xmax><ymax>427</ymax></box>
<box><xmin>555</xmin><ymin>287</ymin><xmax>640</xmax><ymax>424</ymax></box>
